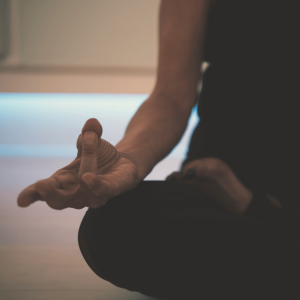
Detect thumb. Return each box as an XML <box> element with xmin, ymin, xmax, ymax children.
<box><xmin>81</xmin><ymin>173</ymin><xmax>113</xmax><ymax>207</ymax></box>
<box><xmin>76</xmin><ymin>118</ymin><xmax>102</xmax><ymax>159</ymax></box>
<box><xmin>82</xmin><ymin>118</ymin><xmax>103</xmax><ymax>138</ymax></box>
<box><xmin>78</xmin><ymin>131</ymin><xmax>99</xmax><ymax>178</ymax></box>
<box><xmin>78</xmin><ymin>118</ymin><xmax>103</xmax><ymax>178</ymax></box>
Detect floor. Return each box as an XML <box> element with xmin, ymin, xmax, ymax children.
<box><xmin>0</xmin><ymin>93</ymin><xmax>199</xmax><ymax>300</ymax></box>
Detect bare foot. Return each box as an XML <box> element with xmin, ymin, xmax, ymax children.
<box><xmin>166</xmin><ymin>157</ymin><xmax>253</xmax><ymax>214</ymax></box>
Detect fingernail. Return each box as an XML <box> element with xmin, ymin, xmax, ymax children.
<box><xmin>84</xmin><ymin>131</ymin><xmax>97</xmax><ymax>144</ymax></box>
<box><xmin>184</xmin><ymin>168</ymin><xmax>196</xmax><ymax>179</ymax></box>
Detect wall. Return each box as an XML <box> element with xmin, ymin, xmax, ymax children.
<box><xmin>0</xmin><ymin>0</ymin><xmax>160</xmax><ymax>93</ymax></box>
<box><xmin>18</xmin><ymin>0</ymin><xmax>159</xmax><ymax>69</ymax></box>
<box><xmin>0</xmin><ymin>0</ymin><xmax>9</xmax><ymax>60</ymax></box>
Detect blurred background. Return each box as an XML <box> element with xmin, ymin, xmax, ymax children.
<box><xmin>0</xmin><ymin>1</ymin><xmax>199</xmax><ymax>299</ymax></box>
<box><xmin>0</xmin><ymin>0</ymin><xmax>158</xmax><ymax>93</ymax></box>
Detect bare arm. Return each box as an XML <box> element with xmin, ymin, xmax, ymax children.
<box><xmin>116</xmin><ymin>0</ymin><xmax>211</xmax><ymax>180</ymax></box>
<box><xmin>17</xmin><ymin>0</ymin><xmax>212</xmax><ymax>209</ymax></box>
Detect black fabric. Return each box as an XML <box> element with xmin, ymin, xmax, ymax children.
<box><xmin>79</xmin><ymin>181</ymin><xmax>300</xmax><ymax>300</ymax></box>
<box><xmin>183</xmin><ymin>120</ymin><xmax>300</xmax><ymax>212</ymax></box>
<box><xmin>196</xmin><ymin>0</ymin><xmax>300</xmax><ymax>212</ymax></box>
<box><xmin>78</xmin><ymin>2</ymin><xmax>300</xmax><ymax>298</ymax></box>
<box><xmin>244</xmin><ymin>193</ymin><xmax>284</xmax><ymax>227</ymax></box>
<box><xmin>203</xmin><ymin>0</ymin><xmax>300</xmax><ymax>68</ymax></box>
<box><xmin>244</xmin><ymin>193</ymin><xmax>300</xmax><ymax>249</ymax></box>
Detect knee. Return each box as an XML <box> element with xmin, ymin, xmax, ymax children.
<box><xmin>78</xmin><ymin>219</ymin><xmax>100</xmax><ymax>276</ymax></box>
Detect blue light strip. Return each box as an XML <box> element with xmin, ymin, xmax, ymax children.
<box><xmin>0</xmin><ymin>93</ymin><xmax>199</xmax><ymax>158</ymax></box>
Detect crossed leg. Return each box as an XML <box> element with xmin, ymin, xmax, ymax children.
<box><xmin>78</xmin><ymin>221</ymin><xmax>100</xmax><ymax>276</ymax></box>
<box><xmin>78</xmin><ymin>181</ymin><xmax>299</xmax><ymax>300</ymax></box>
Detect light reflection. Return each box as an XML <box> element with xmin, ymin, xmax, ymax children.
<box><xmin>0</xmin><ymin>93</ymin><xmax>199</xmax><ymax>158</ymax></box>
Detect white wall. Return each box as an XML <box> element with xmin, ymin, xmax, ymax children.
<box><xmin>9</xmin><ymin>0</ymin><xmax>160</xmax><ymax>69</ymax></box>
<box><xmin>0</xmin><ymin>0</ymin><xmax>160</xmax><ymax>93</ymax></box>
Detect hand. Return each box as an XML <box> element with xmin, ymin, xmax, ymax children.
<box><xmin>166</xmin><ymin>157</ymin><xmax>253</xmax><ymax>214</ymax></box>
<box><xmin>17</xmin><ymin>119</ymin><xmax>139</xmax><ymax>210</ymax></box>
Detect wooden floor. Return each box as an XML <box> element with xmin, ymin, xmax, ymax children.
<box><xmin>0</xmin><ymin>94</ymin><xmax>197</xmax><ymax>299</ymax></box>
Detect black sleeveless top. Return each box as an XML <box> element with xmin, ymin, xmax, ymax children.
<box><xmin>199</xmin><ymin>0</ymin><xmax>299</xmax><ymax>131</ymax></box>
<box><xmin>197</xmin><ymin>0</ymin><xmax>300</xmax><ymax>210</ymax></box>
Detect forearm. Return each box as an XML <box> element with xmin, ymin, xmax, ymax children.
<box><xmin>116</xmin><ymin>93</ymin><xmax>194</xmax><ymax>181</ymax></box>
<box><xmin>116</xmin><ymin>0</ymin><xmax>210</xmax><ymax>182</ymax></box>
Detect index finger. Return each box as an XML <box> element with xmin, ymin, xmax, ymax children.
<box><xmin>17</xmin><ymin>184</ymin><xmax>41</xmax><ymax>207</ymax></box>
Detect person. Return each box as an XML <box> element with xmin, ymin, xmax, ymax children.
<box><xmin>17</xmin><ymin>0</ymin><xmax>300</xmax><ymax>299</ymax></box>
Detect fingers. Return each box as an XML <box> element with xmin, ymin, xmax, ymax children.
<box><xmin>76</xmin><ymin>119</ymin><xmax>102</xmax><ymax>159</ymax></box>
<box><xmin>81</xmin><ymin>173</ymin><xmax>112</xmax><ymax>207</ymax></box>
<box><xmin>166</xmin><ymin>171</ymin><xmax>181</xmax><ymax>181</ymax></box>
<box><xmin>34</xmin><ymin>178</ymin><xmax>71</xmax><ymax>210</ymax></box>
<box><xmin>78</xmin><ymin>131</ymin><xmax>99</xmax><ymax>178</ymax></box>
<box><xmin>181</xmin><ymin>160</ymin><xmax>205</xmax><ymax>179</ymax></box>
<box><xmin>166</xmin><ymin>159</ymin><xmax>225</xmax><ymax>184</ymax></box>
<box><xmin>17</xmin><ymin>177</ymin><xmax>70</xmax><ymax>210</ymax></box>
<box><xmin>181</xmin><ymin>158</ymin><xmax>224</xmax><ymax>180</ymax></box>
<box><xmin>166</xmin><ymin>169</ymin><xmax>198</xmax><ymax>182</ymax></box>
<box><xmin>17</xmin><ymin>184</ymin><xmax>41</xmax><ymax>207</ymax></box>
<box><xmin>82</xmin><ymin>118</ymin><xmax>103</xmax><ymax>138</ymax></box>
<box><xmin>78</xmin><ymin>118</ymin><xmax>103</xmax><ymax>178</ymax></box>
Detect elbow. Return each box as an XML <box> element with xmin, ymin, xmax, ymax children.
<box><xmin>150</xmin><ymin>88</ymin><xmax>198</xmax><ymax>117</ymax></box>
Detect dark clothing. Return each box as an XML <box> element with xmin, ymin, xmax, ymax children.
<box><xmin>203</xmin><ymin>0</ymin><xmax>300</xmax><ymax>68</ymax></box>
<box><xmin>79</xmin><ymin>181</ymin><xmax>300</xmax><ymax>300</ymax></box>
<box><xmin>78</xmin><ymin>1</ymin><xmax>300</xmax><ymax>298</ymax></box>
<box><xmin>183</xmin><ymin>119</ymin><xmax>300</xmax><ymax>212</ymax></box>
<box><xmin>196</xmin><ymin>0</ymin><xmax>300</xmax><ymax>211</ymax></box>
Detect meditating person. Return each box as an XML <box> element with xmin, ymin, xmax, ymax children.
<box><xmin>17</xmin><ymin>0</ymin><xmax>300</xmax><ymax>299</ymax></box>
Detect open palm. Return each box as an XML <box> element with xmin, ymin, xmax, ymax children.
<box><xmin>17</xmin><ymin>119</ymin><xmax>139</xmax><ymax>210</ymax></box>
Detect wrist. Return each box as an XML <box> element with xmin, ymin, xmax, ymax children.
<box><xmin>117</xmin><ymin>149</ymin><xmax>152</xmax><ymax>183</ymax></box>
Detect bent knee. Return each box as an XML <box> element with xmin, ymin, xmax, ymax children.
<box><xmin>78</xmin><ymin>220</ymin><xmax>100</xmax><ymax>275</ymax></box>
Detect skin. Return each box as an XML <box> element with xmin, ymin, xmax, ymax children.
<box><xmin>166</xmin><ymin>160</ymin><xmax>283</xmax><ymax>213</ymax></box>
<box><xmin>18</xmin><ymin>0</ymin><xmax>212</xmax><ymax>210</ymax></box>
<box><xmin>17</xmin><ymin>0</ymin><xmax>281</xmax><ymax>213</ymax></box>
<box><xmin>17</xmin><ymin>119</ymin><xmax>138</xmax><ymax>209</ymax></box>
<box><xmin>166</xmin><ymin>158</ymin><xmax>253</xmax><ymax>214</ymax></box>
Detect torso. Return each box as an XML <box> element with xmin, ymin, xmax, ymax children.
<box><xmin>196</xmin><ymin>0</ymin><xmax>300</xmax><ymax>211</ymax></box>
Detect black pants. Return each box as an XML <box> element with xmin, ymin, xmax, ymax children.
<box><xmin>78</xmin><ymin>181</ymin><xmax>299</xmax><ymax>300</ymax></box>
